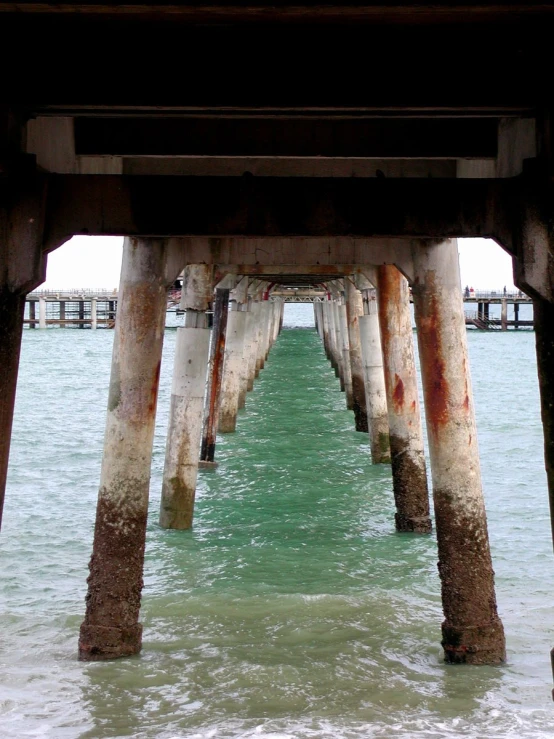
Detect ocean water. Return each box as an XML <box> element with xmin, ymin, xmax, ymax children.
<box><xmin>0</xmin><ymin>305</ymin><xmax>552</xmax><ymax>738</ymax></box>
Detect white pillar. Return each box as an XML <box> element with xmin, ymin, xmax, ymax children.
<box><xmin>159</xmin><ymin>264</ymin><xmax>212</xmax><ymax>529</ymax></box>
<box><xmin>219</xmin><ymin>303</ymin><xmax>247</xmax><ymax>432</ymax></box>
<box><xmin>91</xmin><ymin>298</ymin><xmax>97</xmax><ymax>330</ymax></box>
<box><xmin>39</xmin><ymin>296</ymin><xmax>46</xmax><ymax>329</ymax></box>
<box><xmin>359</xmin><ymin>289</ymin><xmax>391</xmax><ymax>464</ymax></box>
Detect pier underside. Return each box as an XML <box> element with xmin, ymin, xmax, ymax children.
<box><xmin>2</xmin><ymin>0</ymin><xmax>554</xmax><ymax>691</ymax></box>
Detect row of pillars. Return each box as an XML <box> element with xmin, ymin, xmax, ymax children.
<box><xmin>28</xmin><ymin>297</ymin><xmax>105</xmax><ymax>329</ymax></box>
<box><xmin>314</xmin><ymin>241</ymin><xmax>506</xmax><ymax>666</ymax></box>
<box><xmin>79</xmin><ymin>241</ymin><xmax>283</xmax><ymax>660</ymax></box>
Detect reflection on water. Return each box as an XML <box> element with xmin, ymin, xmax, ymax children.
<box><xmin>0</xmin><ymin>305</ymin><xmax>553</xmax><ymax>737</ymax></box>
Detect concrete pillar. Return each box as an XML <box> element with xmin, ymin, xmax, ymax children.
<box><xmin>159</xmin><ymin>264</ymin><xmax>212</xmax><ymax>529</ymax></box>
<box><xmin>412</xmin><ymin>239</ymin><xmax>505</xmax><ymax>664</ymax></box>
<box><xmin>501</xmin><ymin>298</ymin><xmax>508</xmax><ymax>330</ymax></box>
<box><xmin>338</xmin><ymin>298</ymin><xmax>354</xmax><ymax>410</ymax></box>
<box><xmin>345</xmin><ymin>279</ymin><xmax>368</xmax><ymax>432</ymax></box>
<box><xmin>79</xmin><ymin>300</ymin><xmax>85</xmax><ymax>329</ymax></box>
<box><xmin>91</xmin><ymin>298</ymin><xmax>98</xmax><ymax>330</ymax></box>
<box><xmin>255</xmin><ymin>299</ymin><xmax>268</xmax><ymax>375</ymax></box>
<box><xmin>247</xmin><ymin>300</ymin><xmax>261</xmax><ymax>390</ymax></box>
<box><xmin>533</xmin><ymin>297</ymin><xmax>554</xmax><ymax>691</ymax></box>
<box><xmin>514</xmin><ymin>301</ymin><xmax>520</xmax><ymax>329</ymax></box>
<box><xmin>377</xmin><ymin>265</ymin><xmax>430</xmax><ymax>532</ymax></box>
<box><xmin>29</xmin><ymin>300</ymin><xmax>36</xmax><ymax>328</ymax></box>
<box><xmin>331</xmin><ymin>298</ymin><xmax>344</xmax><ymax>385</ymax></box>
<box><xmin>0</xmin><ymin>291</ymin><xmax>26</xmax><ymax>528</ymax></box>
<box><xmin>260</xmin><ymin>299</ymin><xmax>272</xmax><ymax>362</ymax></box>
<box><xmin>59</xmin><ymin>300</ymin><xmax>65</xmax><ymax>324</ymax></box>
<box><xmin>39</xmin><ymin>296</ymin><xmax>46</xmax><ymax>329</ymax></box>
<box><xmin>359</xmin><ymin>289</ymin><xmax>391</xmax><ymax>464</ymax></box>
<box><xmin>237</xmin><ymin>302</ymin><xmax>251</xmax><ymax>409</ymax></box>
<box><xmin>79</xmin><ymin>237</ymin><xmax>171</xmax><ymax>661</ymax></box>
<box><xmin>321</xmin><ymin>299</ymin><xmax>333</xmax><ymax>363</ymax></box>
<box><xmin>200</xmin><ymin>287</ymin><xmax>230</xmax><ymax>468</ymax></box>
<box><xmin>219</xmin><ymin>302</ymin><xmax>247</xmax><ymax>433</ymax></box>
<box><xmin>238</xmin><ymin>300</ymin><xmax>256</xmax><ymax>408</ymax></box>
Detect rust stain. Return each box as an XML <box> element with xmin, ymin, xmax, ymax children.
<box><xmin>392</xmin><ymin>373</ymin><xmax>405</xmax><ymax>411</ymax></box>
<box><xmin>148</xmin><ymin>359</ymin><xmax>162</xmax><ymax>416</ymax></box>
<box><xmin>418</xmin><ymin>280</ymin><xmax>449</xmax><ymax>437</ymax></box>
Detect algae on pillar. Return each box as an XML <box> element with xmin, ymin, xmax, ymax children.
<box><xmin>79</xmin><ymin>237</ymin><xmax>177</xmax><ymax>660</ymax></box>
<box><xmin>159</xmin><ymin>264</ymin><xmax>213</xmax><ymax>529</ymax></box>
<box><xmin>412</xmin><ymin>238</ymin><xmax>505</xmax><ymax>664</ymax></box>
<box><xmin>377</xmin><ymin>265</ymin><xmax>431</xmax><ymax>533</ymax></box>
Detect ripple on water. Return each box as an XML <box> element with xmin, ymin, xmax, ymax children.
<box><xmin>0</xmin><ymin>317</ymin><xmax>552</xmax><ymax>738</ymax></box>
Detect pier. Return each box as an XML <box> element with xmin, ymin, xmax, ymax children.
<box><xmin>3</xmin><ymin>0</ymin><xmax>554</xmax><ymax>702</ymax></box>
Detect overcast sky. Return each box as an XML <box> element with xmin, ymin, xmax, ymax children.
<box><xmin>42</xmin><ymin>236</ymin><xmax>516</xmax><ymax>291</ymax></box>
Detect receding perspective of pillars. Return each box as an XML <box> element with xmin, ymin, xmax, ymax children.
<box><xmin>412</xmin><ymin>238</ymin><xmax>506</xmax><ymax>664</ymax></box>
<box><xmin>219</xmin><ymin>289</ymin><xmax>247</xmax><ymax>433</ymax></box>
<box><xmin>377</xmin><ymin>265</ymin><xmax>431</xmax><ymax>532</ymax></box>
<box><xmin>79</xmin><ymin>237</ymin><xmax>172</xmax><ymax>661</ymax></box>
<box><xmin>358</xmin><ymin>283</ymin><xmax>391</xmax><ymax>464</ymax></box>
<box><xmin>345</xmin><ymin>278</ymin><xmax>368</xmax><ymax>432</ymax></box>
<box><xmin>199</xmin><ymin>286</ymin><xmax>230</xmax><ymax>470</ymax></box>
<box><xmin>159</xmin><ymin>264</ymin><xmax>213</xmax><ymax>529</ymax></box>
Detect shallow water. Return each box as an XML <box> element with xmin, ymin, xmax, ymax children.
<box><xmin>0</xmin><ymin>306</ymin><xmax>552</xmax><ymax>738</ymax></box>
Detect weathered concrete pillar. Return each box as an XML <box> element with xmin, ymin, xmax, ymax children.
<box><xmin>79</xmin><ymin>237</ymin><xmax>174</xmax><ymax>660</ymax></box>
<box><xmin>345</xmin><ymin>278</ymin><xmax>368</xmax><ymax>432</ymax></box>
<box><xmin>91</xmin><ymin>298</ymin><xmax>98</xmax><ymax>330</ymax></box>
<box><xmin>255</xmin><ymin>297</ymin><xmax>268</xmax><ymax>375</ymax></box>
<box><xmin>377</xmin><ymin>265</ymin><xmax>431</xmax><ymax>532</ymax></box>
<box><xmin>338</xmin><ymin>297</ymin><xmax>354</xmax><ymax>410</ymax></box>
<box><xmin>247</xmin><ymin>299</ymin><xmax>261</xmax><ymax>390</ymax></box>
<box><xmin>200</xmin><ymin>287</ymin><xmax>230</xmax><ymax>469</ymax></box>
<box><xmin>359</xmin><ymin>288</ymin><xmax>391</xmax><ymax>464</ymax></box>
<box><xmin>159</xmin><ymin>264</ymin><xmax>212</xmax><ymax>529</ymax></box>
<box><xmin>239</xmin><ymin>300</ymin><xmax>255</xmax><ymax>408</ymax></box>
<box><xmin>412</xmin><ymin>238</ymin><xmax>505</xmax><ymax>664</ymax></box>
<box><xmin>39</xmin><ymin>296</ymin><xmax>46</xmax><ymax>329</ymax></box>
<box><xmin>321</xmin><ymin>299</ymin><xmax>334</xmax><ymax>364</ymax></box>
<box><xmin>59</xmin><ymin>300</ymin><xmax>65</xmax><ymax>324</ymax></box>
<box><xmin>501</xmin><ymin>299</ymin><xmax>508</xmax><ymax>330</ymax></box>
<box><xmin>260</xmin><ymin>299</ymin><xmax>272</xmax><ymax>362</ymax></box>
<box><xmin>331</xmin><ymin>298</ymin><xmax>344</xmax><ymax>385</ymax></box>
<box><xmin>79</xmin><ymin>300</ymin><xmax>85</xmax><ymax>329</ymax></box>
<box><xmin>219</xmin><ymin>299</ymin><xmax>247</xmax><ymax>433</ymax></box>
<box><xmin>29</xmin><ymin>300</ymin><xmax>36</xmax><ymax>328</ymax></box>
<box><xmin>514</xmin><ymin>301</ymin><xmax>520</xmax><ymax>329</ymax></box>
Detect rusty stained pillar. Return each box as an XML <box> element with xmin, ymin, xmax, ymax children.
<box><xmin>321</xmin><ymin>297</ymin><xmax>335</xmax><ymax>366</ymax></box>
<box><xmin>358</xmin><ymin>286</ymin><xmax>391</xmax><ymax>464</ymax></box>
<box><xmin>237</xmin><ymin>300</ymin><xmax>253</xmax><ymax>410</ymax></box>
<box><xmin>338</xmin><ymin>295</ymin><xmax>354</xmax><ymax>409</ymax></box>
<box><xmin>331</xmin><ymin>295</ymin><xmax>344</xmax><ymax>386</ymax></box>
<box><xmin>377</xmin><ymin>265</ymin><xmax>431</xmax><ymax>533</ymax></box>
<box><xmin>345</xmin><ymin>278</ymin><xmax>368</xmax><ymax>432</ymax></box>
<box><xmin>247</xmin><ymin>298</ymin><xmax>261</xmax><ymax>390</ymax></box>
<box><xmin>159</xmin><ymin>264</ymin><xmax>213</xmax><ymax>528</ymax></box>
<box><xmin>412</xmin><ymin>238</ymin><xmax>505</xmax><ymax>664</ymax></box>
<box><xmin>199</xmin><ymin>287</ymin><xmax>230</xmax><ymax>469</ymax></box>
<box><xmin>79</xmin><ymin>237</ymin><xmax>171</xmax><ymax>660</ymax></box>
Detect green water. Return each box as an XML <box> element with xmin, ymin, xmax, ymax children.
<box><xmin>1</xmin><ymin>313</ymin><xmax>553</xmax><ymax>737</ymax></box>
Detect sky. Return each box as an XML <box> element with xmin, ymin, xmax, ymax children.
<box><xmin>42</xmin><ymin>236</ymin><xmax>517</xmax><ymax>291</ymax></box>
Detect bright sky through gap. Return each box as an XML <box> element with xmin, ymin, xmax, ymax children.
<box><xmin>41</xmin><ymin>236</ymin><xmax>517</xmax><ymax>291</ymax></box>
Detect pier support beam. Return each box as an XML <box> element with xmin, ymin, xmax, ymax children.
<box><xmin>377</xmin><ymin>266</ymin><xmax>430</xmax><ymax>531</ymax></box>
<box><xmin>200</xmin><ymin>287</ymin><xmax>230</xmax><ymax>470</ymax></box>
<box><xmin>79</xmin><ymin>237</ymin><xmax>176</xmax><ymax>660</ymax></box>
<box><xmin>219</xmin><ymin>293</ymin><xmax>247</xmax><ymax>433</ymax></box>
<box><xmin>359</xmin><ymin>286</ymin><xmax>391</xmax><ymax>464</ymax></box>
<box><xmin>159</xmin><ymin>264</ymin><xmax>212</xmax><ymax>529</ymax></box>
<box><xmin>338</xmin><ymin>291</ymin><xmax>354</xmax><ymax>410</ymax></box>
<box><xmin>412</xmin><ymin>238</ymin><xmax>505</xmax><ymax>664</ymax></box>
<box><xmin>345</xmin><ymin>278</ymin><xmax>368</xmax><ymax>432</ymax></box>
